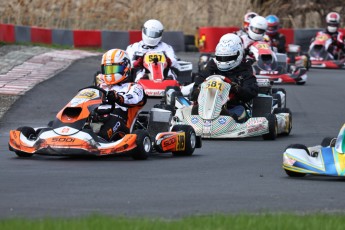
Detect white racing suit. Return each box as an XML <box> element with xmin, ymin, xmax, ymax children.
<box><xmin>126</xmin><ymin>41</ymin><xmax>179</xmax><ymax>82</ymax></box>
<box><xmin>95</xmin><ymin>75</ymin><xmax>146</xmax><ymax>141</ymax></box>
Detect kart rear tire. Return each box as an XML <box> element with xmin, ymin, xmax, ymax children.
<box><xmin>13</xmin><ymin>126</ymin><xmax>36</xmax><ymax>157</ymax></box>
<box><xmin>321</xmin><ymin>137</ymin><xmax>336</xmax><ymax>147</ymax></box>
<box><xmin>164</xmin><ymin>86</ymin><xmax>181</xmax><ymax>106</ymax></box>
<box><xmin>262</xmin><ymin>114</ymin><xmax>277</xmax><ymax>140</ymax></box>
<box><xmin>284</xmin><ymin>144</ymin><xmax>308</xmax><ymax>177</ymax></box>
<box><xmin>171</xmin><ymin>125</ymin><xmax>196</xmax><ymax>156</ymax></box>
<box><xmin>132</xmin><ymin>130</ymin><xmax>151</xmax><ymax>160</ymax></box>
<box><xmin>273</xmin><ymin>108</ymin><xmax>292</xmax><ymax>136</ymax></box>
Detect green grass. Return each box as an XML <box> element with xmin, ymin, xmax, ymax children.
<box><xmin>1</xmin><ymin>213</ymin><xmax>345</xmax><ymax>230</ymax></box>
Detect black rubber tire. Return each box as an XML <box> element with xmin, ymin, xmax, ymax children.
<box><xmin>284</xmin><ymin>144</ymin><xmax>308</xmax><ymax>177</ymax></box>
<box><xmin>272</xmin><ymin>88</ymin><xmax>286</xmax><ymax>95</ymax></box>
<box><xmin>321</xmin><ymin>137</ymin><xmax>336</xmax><ymax>147</ymax></box>
<box><xmin>273</xmin><ymin>107</ymin><xmax>292</xmax><ymax>136</ymax></box>
<box><xmin>272</xmin><ymin>94</ymin><xmax>282</xmax><ymax>108</ymax></box>
<box><xmin>171</xmin><ymin>125</ymin><xmax>196</xmax><ymax>156</ymax></box>
<box><xmin>296</xmin><ymin>81</ymin><xmax>306</xmax><ymax>85</ymax></box>
<box><xmin>262</xmin><ymin>114</ymin><xmax>277</xmax><ymax>140</ymax></box>
<box><xmin>131</xmin><ymin>130</ymin><xmax>151</xmax><ymax>160</ymax></box>
<box><xmin>272</xmin><ymin>88</ymin><xmax>286</xmax><ymax>107</ymax></box>
<box><xmin>284</xmin><ymin>169</ymin><xmax>306</xmax><ymax>177</ymax></box>
<box><xmin>164</xmin><ymin>86</ymin><xmax>181</xmax><ymax>106</ymax></box>
<box><xmin>13</xmin><ymin>126</ymin><xmax>36</xmax><ymax>157</ymax></box>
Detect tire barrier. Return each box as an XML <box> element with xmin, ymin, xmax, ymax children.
<box><xmin>1</xmin><ymin>23</ymin><xmax>343</xmax><ymax>53</ymax></box>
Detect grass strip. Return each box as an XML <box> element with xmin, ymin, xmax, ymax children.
<box><xmin>1</xmin><ymin>213</ymin><xmax>344</xmax><ymax>230</ymax></box>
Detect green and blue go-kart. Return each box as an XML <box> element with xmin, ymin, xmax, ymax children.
<box><xmin>283</xmin><ymin>124</ymin><xmax>345</xmax><ymax>177</ymax></box>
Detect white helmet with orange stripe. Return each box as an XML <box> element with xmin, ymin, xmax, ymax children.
<box><xmin>101</xmin><ymin>49</ymin><xmax>131</xmax><ymax>85</ymax></box>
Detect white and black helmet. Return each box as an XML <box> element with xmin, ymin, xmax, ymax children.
<box><xmin>142</xmin><ymin>19</ymin><xmax>164</xmax><ymax>47</ymax></box>
<box><xmin>248</xmin><ymin>16</ymin><xmax>268</xmax><ymax>41</ymax></box>
<box><xmin>215</xmin><ymin>34</ymin><xmax>244</xmax><ymax>71</ymax></box>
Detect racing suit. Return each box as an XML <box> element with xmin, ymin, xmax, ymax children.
<box><xmin>316</xmin><ymin>30</ymin><xmax>345</xmax><ymax>59</ymax></box>
<box><xmin>192</xmin><ymin>59</ymin><xmax>258</xmax><ymax>121</ymax></box>
<box><xmin>95</xmin><ymin>75</ymin><xmax>147</xmax><ymax>141</ymax></box>
<box><xmin>266</xmin><ymin>33</ymin><xmax>286</xmax><ymax>53</ymax></box>
<box><xmin>126</xmin><ymin>41</ymin><xmax>179</xmax><ymax>81</ymax></box>
<box><xmin>235</xmin><ymin>28</ymin><xmax>248</xmax><ymax>37</ymax></box>
<box><xmin>240</xmin><ymin>33</ymin><xmax>264</xmax><ymax>61</ymax></box>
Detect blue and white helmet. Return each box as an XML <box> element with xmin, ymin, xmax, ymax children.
<box><xmin>215</xmin><ymin>34</ymin><xmax>244</xmax><ymax>71</ymax></box>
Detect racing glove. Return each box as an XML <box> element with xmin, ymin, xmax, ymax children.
<box><xmin>230</xmin><ymin>82</ymin><xmax>241</xmax><ymax>94</ymax></box>
<box><xmin>166</xmin><ymin>57</ymin><xmax>172</xmax><ymax>68</ymax></box>
<box><xmin>133</xmin><ymin>57</ymin><xmax>144</xmax><ymax>68</ymax></box>
<box><xmin>106</xmin><ymin>90</ymin><xmax>124</xmax><ymax>104</ymax></box>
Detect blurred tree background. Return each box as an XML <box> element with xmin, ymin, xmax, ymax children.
<box><xmin>0</xmin><ymin>0</ymin><xmax>344</xmax><ymax>34</ymax></box>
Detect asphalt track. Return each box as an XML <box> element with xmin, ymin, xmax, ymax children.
<box><xmin>1</xmin><ymin>54</ymin><xmax>345</xmax><ymax>218</ymax></box>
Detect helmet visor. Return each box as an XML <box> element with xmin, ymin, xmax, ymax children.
<box><xmin>216</xmin><ymin>52</ymin><xmax>239</xmax><ymax>62</ymax></box>
<box><xmin>327</xmin><ymin>22</ymin><xmax>339</xmax><ymax>27</ymax></box>
<box><xmin>143</xmin><ymin>28</ymin><xmax>163</xmax><ymax>38</ymax></box>
<box><xmin>102</xmin><ymin>64</ymin><xmax>125</xmax><ymax>75</ymax></box>
<box><xmin>267</xmin><ymin>25</ymin><xmax>278</xmax><ymax>31</ymax></box>
<box><xmin>250</xmin><ymin>26</ymin><xmax>266</xmax><ymax>34</ymax></box>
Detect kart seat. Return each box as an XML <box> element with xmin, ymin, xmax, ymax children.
<box><xmin>127</xmin><ymin>106</ymin><xmax>145</xmax><ymax>133</ymax></box>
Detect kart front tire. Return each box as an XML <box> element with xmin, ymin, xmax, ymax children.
<box><xmin>132</xmin><ymin>130</ymin><xmax>151</xmax><ymax>160</ymax></box>
<box><xmin>171</xmin><ymin>125</ymin><xmax>196</xmax><ymax>156</ymax></box>
<box><xmin>273</xmin><ymin>108</ymin><xmax>292</xmax><ymax>136</ymax></box>
<box><xmin>262</xmin><ymin>114</ymin><xmax>277</xmax><ymax>140</ymax></box>
<box><xmin>296</xmin><ymin>81</ymin><xmax>306</xmax><ymax>85</ymax></box>
<box><xmin>272</xmin><ymin>94</ymin><xmax>282</xmax><ymax>108</ymax></box>
<box><xmin>284</xmin><ymin>144</ymin><xmax>308</xmax><ymax>177</ymax></box>
<box><xmin>13</xmin><ymin>126</ymin><xmax>36</xmax><ymax>157</ymax></box>
<box><xmin>272</xmin><ymin>88</ymin><xmax>286</xmax><ymax>107</ymax></box>
<box><xmin>284</xmin><ymin>169</ymin><xmax>306</xmax><ymax>177</ymax></box>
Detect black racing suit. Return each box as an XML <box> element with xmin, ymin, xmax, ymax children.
<box><xmin>267</xmin><ymin>33</ymin><xmax>286</xmax><ymax>53</ymax></box>
<box><xmin>192</xmin><ymin>59</ymin><xmax>258</xmax><ymax>112</ymax></box>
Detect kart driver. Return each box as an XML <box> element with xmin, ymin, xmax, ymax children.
<box><xmin>126</xmin><ymin>19</ymin><xmax>179</xmax><ymax>82</ymax></box>
<box><xmin>314</xmin><ymin>12</ymin><xmax>345</xmax><ymax>58</ymax></box>
<box><xmin>94</xmin><ymin>48</ymin><xmax>146</xmax><ymax>142</ymax></box>
<box><xmin>236</xmin><ymin>12</ymin><xmax>258</xmax><ymax>36</ymax></box>
<box><xmin>191</xmin><ymin>34</ymin><xmax>259</xmax><ymax>122</ymax></box>
<box><xmin>265</xmin><ymin>15</ymin><xmax>286</xmax><ymax>53</ymax></box>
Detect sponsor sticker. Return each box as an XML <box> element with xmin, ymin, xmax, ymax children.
<box><xmin>283</xmin><ymin>155</ymin><xmax>296</xmax><ymax>166</ymax></box>
<box><xmin>145</xmin><ymin>90</ymin><xmax>164</xmax><ymax>96</ymax></box>
<box><xmin>77</xmin><ymin>89</ymin><xmax>98</xmax><ymax>99</ymax></box>
<box><xmin>204</xmin><ymin>120</ymin><xmax>211</xmax><ymax>127</ymax></box>
<box><xmin>218</xmin><ymin>117</ymin><xmax>226</xmax><ymax>125</ymax></box>
<box><xmin>191</xmin><ymin>117</ymin><xmax>199</xmax><ymax>124</ymax></box>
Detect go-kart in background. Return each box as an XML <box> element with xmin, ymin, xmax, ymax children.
<box><xmin>1</xmin><ymin>23</ymin><xmax>344</xmax><ymax>53</ymax></box>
